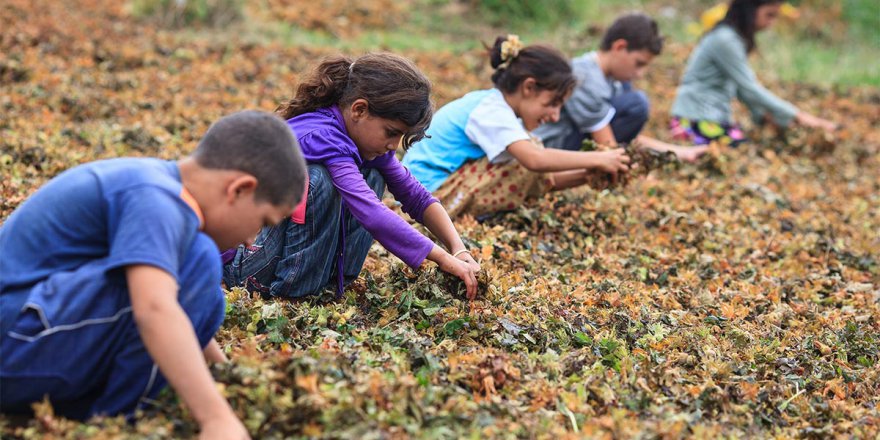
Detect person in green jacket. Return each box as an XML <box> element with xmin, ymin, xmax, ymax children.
<box><xmin>671</xmin><ymin>0</ymin><xmax>837</xmax><ymax>146</ymax></box>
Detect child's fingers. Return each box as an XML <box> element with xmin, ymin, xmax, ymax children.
<box><xmin>466</xmin><ymin>275</ymin><xmax>476</xmax><ymax>300</ymax></box>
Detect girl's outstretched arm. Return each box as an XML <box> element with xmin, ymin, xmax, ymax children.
<box><xmin>506</xmin><ymin>139</ymin><xmax>631</xmax><ymax>176</ymax></box>
<box><xmin>636</xmin><ymin>135</ymin><xmax>708</xmax><ymax>163</ymax></box>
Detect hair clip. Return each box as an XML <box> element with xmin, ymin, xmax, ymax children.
<box><xmin>498</xmin><ymin>34</ymin><xmax>523</xmax><ymax>69</ymax></box>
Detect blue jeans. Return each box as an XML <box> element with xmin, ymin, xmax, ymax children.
<box><xmin>559</xmin><ymin>83</ymin><xmax>650</xmax><ymax>150</ymax></box>
<box><xmin>0</xmin><ymin>236</ymin><xmax>225</xmax><ymax>419</ymax></box>
<box><xmin>223</xmin><ymin>165</ymin><xmax>384</xmax><ymax>298</ymax></box>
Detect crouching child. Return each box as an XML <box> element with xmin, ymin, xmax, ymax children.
<box><xmin>0</xmin><ymin>110</ymin><xmax>307</xmax><ymax>439</ymax></box>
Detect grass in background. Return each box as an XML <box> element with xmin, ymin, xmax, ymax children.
<box><xmin>754</xmin><ymin>0</ymin><xmax>880</xmax><ymax>87</ymax></box>
<box><xmin>756</xmin><ymin>35</ymin><xmax>880</xmax><ymax>87</ymax></box>
<box><xmin>842</xmin><ymin>0</ymin><xmax>880</xmax><ymax>36</ymax></box>
<box><xmin>132</xmin><ymin>0</ymin><xmax>879</xmax><ymax>88</ymax></box>
<box><xmin>130</xmin><ymin>0</ymin><xmax>243</xmax><ymax>27</ymax></box>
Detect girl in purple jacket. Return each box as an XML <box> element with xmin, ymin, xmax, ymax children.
<box><xmin>223</xmin><ymin>53</ymin><xmax>481</xmax><ymax>299</ymax></box>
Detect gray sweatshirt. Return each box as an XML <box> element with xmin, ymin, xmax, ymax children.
<box><xmin>671</xmin><ymin>24</ymin><xmax>798</xmax><ymax>126</ymax></box>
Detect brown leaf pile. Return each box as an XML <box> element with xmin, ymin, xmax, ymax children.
<box><xmin>1</xmin><ymin>0</ymin><xmax>878</xmax><ymax>439</ymax></box>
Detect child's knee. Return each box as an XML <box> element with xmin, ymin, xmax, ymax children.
<box><xmin>630</xmin><ymin>91</ymin><xmax>650</xmax><ymax>119</ymax></box>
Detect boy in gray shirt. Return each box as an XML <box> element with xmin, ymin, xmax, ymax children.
<box><xmin>535</xmin><ymin>13</ymin><xmax>706</xmax><ymax>162</ymax></box>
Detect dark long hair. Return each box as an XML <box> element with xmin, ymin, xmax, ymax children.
<box><xmin>488</xmin><ymin>36</ymin><xmax>576</xmax><ymax>105</ymax></box>
<box><xmin>718</xmin><ymin>0</ymin><xmax>783</xmax><ymax>53</ymax></box>
<box><xmin>276</xmin><ymin>53</ymin><xmax>433</xmax><ymax>147</ymax></box>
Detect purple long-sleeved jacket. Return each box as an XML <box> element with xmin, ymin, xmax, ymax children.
<box><xmin>289</xmin><ymin>106</ymin><xmax>438</xmax><ymax>268</ymax></box>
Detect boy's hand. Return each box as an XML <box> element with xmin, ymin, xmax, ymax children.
<box><xmin>200</xmin><ymin>415</ymin><xmax>250</xmax><ymax>440</ymax></box>
<box><xmin>204</xmin><ymin>338</ymin><xmax>228</xmax><ymax>363</ymax></box>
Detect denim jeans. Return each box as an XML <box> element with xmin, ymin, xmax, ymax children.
<box><xmin>558</xmin><ymin>83</ymin><xmax>650</xmax><ymax>150</ymax></box>
<box><xmin>223</xmin><ymin>164</ymin><xmax>384</xmax><ymax>298</ymax></box>
<box><xmin>0</xmin><ymin>235</ymin><xmax>225</xmax><ymax>419</ymax></box>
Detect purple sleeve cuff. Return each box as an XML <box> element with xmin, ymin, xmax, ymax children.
<box><xmin>220</xmin><ymin>248</ymin><xmax>237</xmax><ymax>265</ymax></box>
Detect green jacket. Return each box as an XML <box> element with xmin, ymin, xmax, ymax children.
<box><xmin>672</xmin><ymin>24</ymin><xmax>798</xmax><ymax>126</ymax></box>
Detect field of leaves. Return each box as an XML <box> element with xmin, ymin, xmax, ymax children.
<box><xmin>1</xmin><ymin>0</ymin><xmax>878</xmax><ymax>438</ymax></box>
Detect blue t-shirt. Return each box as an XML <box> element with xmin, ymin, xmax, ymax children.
<box><xmin>402</xmin><ymin>88</ymin><xmax>530</xmax><ymax>192</ymax></box>
<box><xmin>0</xmin><ymin>158</ymin><xmax>219</xmax><ymax>298</ymax></box>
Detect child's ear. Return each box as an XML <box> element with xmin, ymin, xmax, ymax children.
<box><xmin>611</xmin><ymin>39</ymin><xmax>629</xmax><ymax>52</ymax></box>
<box><xmin>521</xmin><ymin>77</ymin><xmax>538</xmax><ymax>97</ymax></box>
<box><xmin>349</xmin><ymin>99</ymin><xmax>370</xmax><ymax>121</ymax></box>
<box><xmin>226</xmin><ymin>174</ymin><xmax>258</xmax><ymax>203</ymax></box>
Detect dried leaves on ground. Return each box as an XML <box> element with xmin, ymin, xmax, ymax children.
<box><xmin>1</xmin><ymin>0</ymin><xmax>878</xmax><ymax>438</ymax></box>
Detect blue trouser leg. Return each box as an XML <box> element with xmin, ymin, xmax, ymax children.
<box><xmin>0</xmin><ymin>235</ymin><xmax>225</xmax><ymax>419</ymax></box>
<box><xmin>550</xmin><ymin>83</ymin><xmax>650</xmax><ymax>151</ymax></box>
<box><xmin>223</xmin><ymin>165</ymin><xmax>384</xmax><ymax>298</ymax></box>
<box><xmin>222</xmin><ymin>217</ymin><xmax>289</xmax><ymax>295</ymax></box>
<box><xmin>608</xmin><ymin>83</ymin><xmax>650</xmax><ymax>144</ymax></box>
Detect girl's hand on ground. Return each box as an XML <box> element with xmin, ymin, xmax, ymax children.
<box><xmin>455</xmin><ymin>250</ymin><xmax>482</xmax><ymax>273</ymax></box>
<box><xmin>439</xmin><ymin>253</ymin><xmax>479</xmax><ymax>300</ymax></box>
<box><xmin>796</xmin><ymin>112</ymin><xmax>838</xmax><ymax>132</ymax></box>
<box><xmin>199</xmin><ymin>414</ymin><xmax>250</xmax><ymax>440</ymax></box>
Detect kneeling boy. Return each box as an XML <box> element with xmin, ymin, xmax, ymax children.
<box><xmin>535</xmin><ymin>13</ymin><xmax>706</xmax><ymax>162</ymax></box>
<box><xmin>0</xmin><ymin>110</ymin><xmax>306</xmax><ymax>438</ymax></box>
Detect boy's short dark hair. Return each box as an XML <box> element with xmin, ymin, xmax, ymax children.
<box><xmin>194</xmin><ymin>110</ymin><xmax>307</xmax><ymax>207</ymax></box>
<box><xmin>600</xmin><ymin>13</ymin><xmax>664</xmax><ymax>55</ymax></box>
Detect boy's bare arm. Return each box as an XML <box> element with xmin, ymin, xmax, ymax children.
<box><xmin>636</xmin><ymin>135</ymin><xmax>708</xmax><ymax>163</ymax></box>
<box><xmin>127</xmin><ymin>265</ymin><xmax>247</xmax><ymax>440</ymax></box>
<box><xmin>590</xmin><ymin>124</ymin><xmax>618</xmax><ymax>147</ymax></box>
<box><xmin>204</xmin><ymin>338</ymin><xmax>228</xmax><ymax>363</ymax></box>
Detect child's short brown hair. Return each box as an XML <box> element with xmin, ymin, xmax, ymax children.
<box><xmin>600</xmin><ymin>13</ymin><xmax>664</xmax><ymax>55</ymax></box>
<box><xmin>194</xmin><ymin>110</ymin><xmax>306</xmax><ymax>207</ymax></box>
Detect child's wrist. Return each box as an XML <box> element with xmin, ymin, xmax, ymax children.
<box><xmin>193</xmin><ymin>396</ymin><xmax>236</xmax><ymax>426</ymax></box>
<box><xmin>452</xmin><ymin>249</ymin><xmax>470</xmax><ymax>258</ymax></box>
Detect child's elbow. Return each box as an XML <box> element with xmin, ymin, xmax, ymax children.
<box><xmin>517</xmin><ymin>153</ymin><xmax>543</xmax><ymax>171</ymax></box>
<box><xmin>131</xmin><ymin>296</ymin><xmax>172</xmax><ymax>328</ymax></box>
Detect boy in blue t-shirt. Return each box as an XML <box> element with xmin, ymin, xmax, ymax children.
<box><xmin>0</xmin><ymin>110</ymin><xmax>306</xmax><ymax>438</ymax></box>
